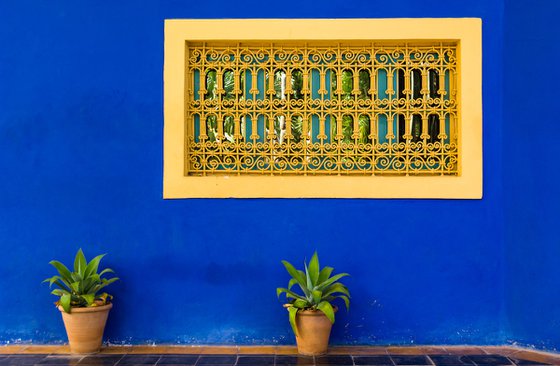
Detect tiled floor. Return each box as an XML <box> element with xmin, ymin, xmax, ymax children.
<box><xmin>0</xmin><ymin>347</ymin><xmax>558</xmax><ymax>366</ymax></box>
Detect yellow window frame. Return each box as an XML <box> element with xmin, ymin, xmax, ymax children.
<box><xmin>163</xmin><ymin>18</ymin><xmax>482</xmax><ymax>199</ymax></box>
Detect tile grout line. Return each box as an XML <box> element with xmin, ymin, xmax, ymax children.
<box><xmin>425</xmin><ymin>354</ymin><xmax>436</xmax><ymax>366</ymax></box>
<box><xmin>114</xmin><ymin>353</ymin><xmax>125</xmax><ymax>365</ymax></box>
<box><xmin>153</xmin><ymin>353</ymin><xmax>164</xmax><ymax>366</ymax></box>
<box><xmin>192</xmin><ymin>354</ymin><xmax>203</xmax><ymax>366</ymax></box>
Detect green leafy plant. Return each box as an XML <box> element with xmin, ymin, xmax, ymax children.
<box><xmin>277</xmin><ymin>252</ymin><xmax>350</xmax><ymax>335</ymax></box>
<box><xmin>44</xmin><ymin>249</ymin><xmax>119</xmax><ymax>313</ymax></box>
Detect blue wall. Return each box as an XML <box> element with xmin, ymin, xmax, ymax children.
<box><xmin>0</xmin><ymin>0</ymin><xmax>510</xmax><ymax>345</ymax></box>
<box><xmin>503</xmin><ymin>0</ymin><xmax>560</xmax><ymax>352</ymax></box>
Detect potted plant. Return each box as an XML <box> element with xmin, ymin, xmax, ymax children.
<box><xmin>277</xmin><ymin>252</ymin><xmax>350</xmax><ymax>355</ymax></box>
<box><xmin>44</xmin><ymin>249</ymin><xmax>118</xmax><ymax>353</ymax></box>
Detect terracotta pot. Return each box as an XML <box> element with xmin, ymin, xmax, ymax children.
<box><xmin>57</xmin><ymin>303</ymin><xmax>112</xmax><ymax>354</ymax></box>
<box><xmin>294</xmin><ymin>307</ymin><xmax>337</xmax><ymax>356</ymax></box>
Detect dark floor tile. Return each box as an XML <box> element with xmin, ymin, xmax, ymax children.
<box><xmin>0</xmin><ymin>355</ymin><xmax>48</xmax><ymax>365</ymax></box>
<box><xmin>158</xmin><ymin>355</ymin><xmax>199</xmax><ymax>365</ymax></box>
<box><xmin>429</xmin><ymin>355</ymin><xmax>474</xmax><ymax>365</ymax></box>
<box><xmin>196</xmin><ymin>356</ymin><xmax>237</xmax><ymax>366</ymax></box>
<box><xmin>353</xmin><ymin>356</ymin><xmax>393</xmax><ymax>365</ymax></box>
<box><xmin>465</xmin><ymin>355</ymin><xmax>513</xmax><ymax>365</ymax></box>
<box><xmin>117</xmin><ymin>354</ymin><xmax>161</xmax><ymax>365</ymax></box>
<box><xmin>315</xmin><ymin>356</ymin><xmax>353</xmax><ymax>365</ymax></box>
<box><xmin>36</xmin><ymin>356</ymin><xmax>83</xmax><ymax>365</ymax></box>
<box><xmin>509</xmin><ymin>359</ymin><xmax>551</xmax><ymax>366</ymax></box>
<box><xmin>390</xmin><ymin>355</ymin><xmax>431</xmax><ymax>365</ymax></box>
<box><xmin>236</xmin><ymin>356</ymin><xmax>274</xmax><ymax>365</ymax></box>
<box><xmin>274</xmin><ymin>355</ymin><xmax>315</xmax><ymax>366</ymax></box>
<box><xmin>78</xmin><ymin>354</ymin><xmax>124</xmax><ymax>365</ymax></box>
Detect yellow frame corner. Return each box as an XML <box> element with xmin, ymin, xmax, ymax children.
<box><xmin>163</xmin><ymin>18</ymin><xmax>482</xmax><ymax>199</ymax></box>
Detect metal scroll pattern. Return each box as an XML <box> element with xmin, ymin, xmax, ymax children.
<box><xmin>185</xmin><ymin>42</ymin><xmax>458</xmax><ymax>175</ymax></box>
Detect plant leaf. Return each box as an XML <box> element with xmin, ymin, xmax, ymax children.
<box><xmin>304</xmin><ymin>262</ymin><xmax>312</xmax><ymax>290</ymax></box>
<box><xmin>51</xmin><ymin>289</ymin><xmax>69</xmax><ymax>296</ymax></box>
<box><xmin>52</xmin><ymin>279</ymin><xmax>72</xmax><ymax>292</ymax></box>
<box><xmin>287</xmin><ymin>306</ymin><xmax>299</xmax><ymax>336</ymax></box>
<box><xmin>311</xmin><ymin>290</ymin><xmax>322</xmax><ymax>305</ymax></box>
<box><xmin>316</xmin><ymin>273</ymin><xmax>350</xmax><ymax>291</ymax></box>
<box><xmin>287</xmin><ymin>278</ymin><xmax>298</xmax><ymax>290</ymax></box>
<box><xmin>99</xmin><ymin>268</ymin><xmax>114</xmax><ymax>277</ymax></box>
<box><xmin>82</xmin><ymin>274</ymin><xmax>100</xmax><ymax>293</ymax></box>
<box><xmin>334</xmin><ymin>295</ymin><xmax>350</xmax><ymax>311</ymax></box>
<box><xmin>277</xmin><ymin>287</ymin><xmax>306</xmax><ymax>301</ymax></box>
<box><xmin>60</xmin><ymin>293</ymin><xmax>71</xmax><ymax>313</ymax></box>
<box><xmin>48</xmin><ymin>276</ymin><xmax>62</xmax><ymax>287</ymax></box>
<box><xmin>96</xmin><ymin>277</ymin><xmax>119</xmax><ymax>291</ymax></box>
<box><xmin>308</xmin><ymin>252</ymin><xmax>320</xmax><ymax>286</ymax></box>
<box><xmin>323</xmin><ymin>283</ymin><xmax>350</xmax><ymax>298</ymax></box>
<box><xmin>71</xmin><ymin>272</ymin><xmax>82</xmax><ymax>282</ymax></box>
<box><xmin>317</xmin><ymin>266</ymin><xmax>334</xmax><ymax>285</ymax></box>
<box><xmin>82</xmin><ymin>294</ymin><xmax>95</xmax><ymax>306</ymax></box>
<box><xmin>74</xmin><ymin>248</ymin><xmax>87</xmax><ymax>276</ymax></box>
<box><xmin>49</xmin><ymin>261</ymin><xmax>73</xmax><ymax>283</ymax></box>
<box><xmin>317</xmin><ymin>301</ymin><xmax>335</xmax><ymax>323</ymax></box>
<box><xmin>70</xmin><ymin>281</ymin><xmax>80</xmax><ymax>293</ymax></box>
<box><xmin>282</xmin><ymin>261</ymin><xmax>309</xmax><ymax>296</ymax></box>
<box><xmin>293</xmin><ymin>299</ymin><xmax>309</xmax><ymax>309</ymax></box>
<box><xmin>84</xmin><ymin>254</ymin><xmax>105</xmax><ymax>279</ymax></box>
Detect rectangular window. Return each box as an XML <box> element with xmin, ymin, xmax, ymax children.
<box><xmin>187</xmin><ymin>42</ymin><xmax>458</xmax><ymax>176</ymax></box>
<box><xmin>164</xmin><ymin>19</ymin><xmax>482</xmax><ymax>198</ymax></box>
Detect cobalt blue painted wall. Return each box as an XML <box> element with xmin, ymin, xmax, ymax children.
<box><xmin>0</xmin><ymin>1</ymin><xmax>507</xmax><ymax>345</ymax></box>
<box><xmin>503</xmin><ymin>0</ymin><xmax>560</xmax><ymax>352</ymax></box>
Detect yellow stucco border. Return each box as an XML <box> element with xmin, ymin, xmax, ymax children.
<box><xmin>163</xmin><ymin>18</ymin><xmax>482</xmax><ymax>199</ymax></box>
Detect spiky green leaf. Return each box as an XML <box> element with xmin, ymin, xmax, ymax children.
<box><xmin>311</xmin><ymin>290</ymin><xmax>322</xmax><ymax>305</ymax></box>
<box><xmin>316</xmin><ymin>273</ymin><xmax>350</xmax><ymax>291</ymax></box>
<box><xmin>287</xmin><ymin>306</ymin><xmax>299</xmax><ymax>336</ymax></box>
<box><xmin>60</xmin><ymin>293</ymin><xmax>71</xmax><ymax>313</ymax></box>
<box><xmin>49</xmin><ymin>261</ymin><xmax>73</xmax><ymax>283</ymax></box>
<box><xmin>82</xmin><ymin>294</ymin><xmax>95</xmax><ymax>306</ymax></box>
<box><xmin>334</xmin><ymin>295</ymin><xmax>350</xmax><ymax>311</ymax></box>
<box><xmin>287</xmin><ymin>278</ymin><xmax>298</xmax><ymax>290</ymax></box>
<box><xmin>84</xmin><ymin>254</ymin><xmax>105</xmax><ymax>279</ymax></box>
<box><xmin>277</xmin><ymin>287</ymin><xmax>306</xmax><ymax>301</ymax></box>
<box><xmin>281</xmin><ymin>260</ymin><xmax>309</xmax><ymax>296</ymax></box>
<box><xmin>51</xmin><ymin>289</ymin><xmax>69</xmax><ymax>296</ymax></box>
<box><xmin>292</xmin><ymin>299</ymin><xmax>309</xmax><ymax>309</ymax></box>
<box><xmin>308</xmin><ymin>252</ymin><xmax>320</xmax><ymax>286</ymax></box>
<box><xmin>317</xmin><ymin>266</ymin><xmax>334</xmax><ymax>285</ymax></box>
<box><xmin>74</xmin><ymin>248</ymin><xmax>87</xmax><ymax>276</ymax></box>
<box><xmin>317</xmin><ymin>301</ymin><xmax>335</xmax><ymax>323</ymax></box>
<box><xmin>304</xmin><ymin>262</ymin><xmax>313</xmax><ymax>290</ymax></box>
<box><xmin>323</xmin><ymin>283</ymin><xmax>351</xmax><ymax>298</ymax></box>
<box><xmin>99</xmin><ymin>268</ymin><xmax>114</xmax><ymax>277</ymax></box>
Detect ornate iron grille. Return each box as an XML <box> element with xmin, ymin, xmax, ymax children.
<box><xmin>185</xmin><ymin>41</ymin><xmax>458</xmax><ymax>175</ymax></box>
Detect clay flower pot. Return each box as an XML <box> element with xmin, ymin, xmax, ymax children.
<box><xmin>294</xmin><ymin>307</ymin><xmax>337</xmax><ymax>356</ymax></box>
<box><xmin>58</xmin><ymin>303</ymin><xmax>112</xmax><ymax>354</ymax></box>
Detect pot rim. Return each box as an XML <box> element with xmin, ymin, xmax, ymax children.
<box><xmin>57</xmin><ymin>303</ymin><xmax>113</xmax><ymax>313</ymax></box>
<box><xmin>289</xmin><ymin>305</ymin><xmax>339</xmax><ymax>315</ymax></box>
